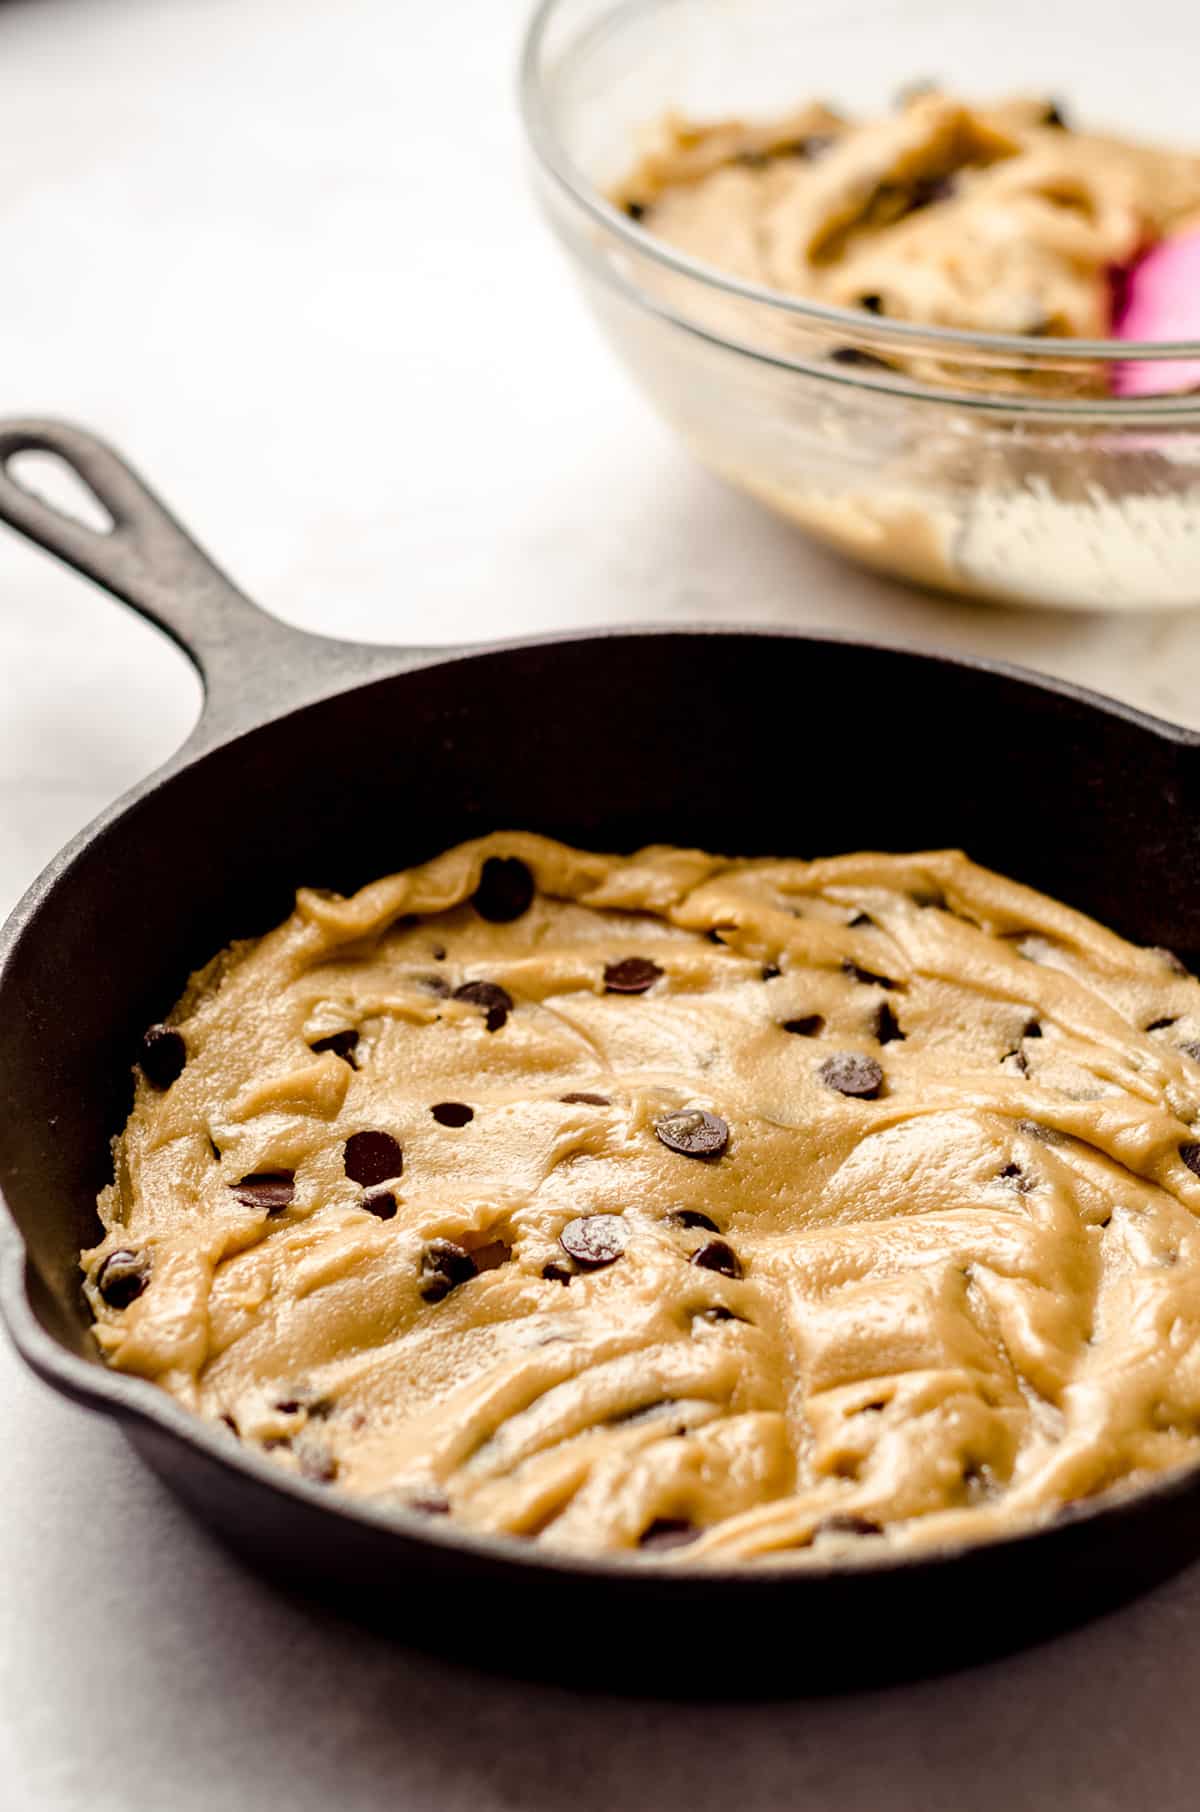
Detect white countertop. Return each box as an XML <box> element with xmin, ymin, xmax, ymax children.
<box><xmin>3</xmin><ymin>2</ymin><xmax>1200</xmax><ymax>1807</ymax></box>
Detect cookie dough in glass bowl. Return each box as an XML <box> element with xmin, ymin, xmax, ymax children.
<box><xmin>520</xmin><ymin>0</ymin><xmax>1200</xmax><ymax>609</ymax></box>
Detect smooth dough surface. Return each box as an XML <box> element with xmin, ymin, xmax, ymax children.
<box><xmin>85</xmin><ymin>835</ymin><xmax>1200</xmax><ymax>1563</ymax></box>
<box><xmin>618</xmin><ymin>91</ymin><xmax>1200</xmax><ymax>346</ymax></box>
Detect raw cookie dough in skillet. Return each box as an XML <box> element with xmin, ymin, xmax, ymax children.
<box><xmin>84</xmin><ymin>835</ymin><xmax>1200</xmax><ymax>1562</ymax></box>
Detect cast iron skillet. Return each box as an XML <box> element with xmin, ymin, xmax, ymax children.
<box><xmin>2</xmin><ymin>418</ymin><xmax>1200</xmax><ymax>1695</ymax></box>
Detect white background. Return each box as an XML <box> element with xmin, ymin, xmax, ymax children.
<box><xmin>2</xmin><ymin>2</ymin><xmax>1200</xmax><ymax>1807</ymax></box>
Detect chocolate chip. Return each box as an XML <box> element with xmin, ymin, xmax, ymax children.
<box><xmin>542</xmin><ymin>1262</ymin><xmax>572</xmax><ymax>1284</ymax></box>
<box><xmin>818</xmin><ymin>1053</ymin><xmax>883</xmax><ymax>1099</ymax></box>
<box><xmin>409</xmin><ymin>1489</ymin><xmax>451</xmax><ymax>1515</ymax></box>
<box><xmin>999</xmin><ymin>1162</ymin><xmax>1033</xmax><ymax>1193</ymax></box>
<box><xmin>873</xmin><ymin>1002</ymin><xmax>904</xmax><ymax>1044</ymax></box>
<box><xmin>344</xmin><ymin>1130</ymin><xmax>403</xmax><ymax>1187</ymax></box>
<box><xmin>233</xmin><ymin>1172</ymin><xmax>295</xmax><ymax>1213</ymax></box>
<box><xmin>815</xmin><ymin>1512</ymin><xmax>883</xmax><ymax>1537</ymax></box>
<box><xmin>1042</xmin><ymin>100</ymin><xmax>1069</xmax><ymax>128</ymax></box>
<box><xmin>472</xmin><ymin>856</ymin><xmax>535</xmax><ymax>923</ymax></box>
<box><xmin>639</xmin><ymin>1518</ymin><xmax>700</xmax><ymax>1550</ymax></box>
<box><xmin>361</xmin><ymin>1189</ymin><xmax>397</xmax><ymax>1220</ymax></box>
<box><xmin>139</xmin><ymin>1024</ymin><xmax>186</xmax><ymax>1090</ymax></box>
<box><xmin>1004</xmin><ymin>1049</ymin><xmax>1030</xmax><ymax>1076</ymax></box>
<box><xmin>431</xmin><ymin>1101</ymin><xmax>474</xmax><ymax>1127</ymax></box>
<box><xmin>298</xmin><ymin>1445</ymin><xmax>338</xmax><ymax>1484</ymax></box>
<box><xmin>276</xmin><ymin>1386</ymin><xmax>334</xmax><ymax>1417</ymax></box>
<box><xmin>858</xmin><ymin>294</ymin><xmax>884</xmax><ymax>315</ymax></box>
<box><xmin>1182</xmin><ymin>1043</ymin><xmax>1200</xmax><ymax>1064</ymax></box>
<box><xmin>1181</xmin><ymin>1143</ymin><xmax>1200</xmax><ymax>1179</ymax></box>
<box><xmin>219</xmin><ymin>1413</ymin><xmax>239</xmax><ymax>1436</ymax></box>
<box><xmin>472</xmin><ymin>1239</ymin><xmax>511</xmax><ymax>1274</ymax></box>
<box><xmin>1151</xmin><ymin>947</ymin><xmax>1192</xmax><ymax>977</ymax></box>
<box><xmin>560</xmin><ymin>1092</ymin><xmax>611</xmax><ymax>1106</ymax></box>
<box><xmin>655</xmin><ymin>1109</ymin><xmax>729</xmax><ymax>1160</ymax></box>
<box><xmin>843</xmin><ymin>960</ymin><xmax>899</xmax><ymax>990</ymax></box>
<box><xmin>96</xmin><ymin>1248</ymin><xmax>150</xmax><ymax>1309</ymax></box>
<box><xmin>310</xmin><ymin>1029</ymin><xmax>360</xmax><ymax>1066</ymax></box>
<box><xmin>782</xmin><ymin>1014</ymin><xmax>824</xmax><ymax>1037</ymax></box>
<box><xmin>431</xmin><ymin>944</ymin><xmax>447</xmax><ymax>961</ymax></box>
<box><xmin>560</xmin><ymin>1213</ymin><xmax>627</xmax><ymax>1268</ymax></box>
<box><xmin>1024</xmin><ymin>1020</ymin><xmax>1043</xmax><ymax>1039</ymax></box>
<box><xmin>829</xmin><ymin>347</ymin><xmax>892</xmax><ymax>369</ymax></box>
<box><xmin>689</xmin><ymin>1239</ymin><xmax>743</xmax><ymax>1279</ymax></box>
<box><xmin>669</xmin><ymin>1209</ymin><xmax>721</xmax><ymax>1232</ymax></box>
<box><xmin>781</xmin><ymin>133</ymin><xmax>834</xmax><ymax>159</ymax></box>
<box><xmin>453</xmin><ymin>979</ymin><xmax>513</xmax><ymax>1032</ymax></box>
<box><xmin>1147</xmin><ymin>1017</ymin><xmax>1178</xmax><ymax>1032</ymax></box>
<box><xmin>603</xmin><ymin>956</ymin><xmax>663</xmax><ymax>994</ymax></box>
<box><xmin>909</xmin><ymin>173</ymin><xmax>956</xmax><ymax>208</ymax></box>
<box><xmin>625</xmin><ymin>200</ymin><xmax>646</xmax><ymax>221</ymax></box>
<box><xmin>420</xmin><ymin>1240</ymin><xmax>477</xmax><ymax>1302</ymax></box>
<box><xmin>761</xmin><ymin>964</ymin><xmax>781</xmax><ymax>981</ymax></box>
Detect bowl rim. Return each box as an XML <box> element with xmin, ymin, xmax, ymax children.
<box><xmin>517</xmin><ymin>0</ymin><xmax>1200</xmax><ymax>409</ymax></box>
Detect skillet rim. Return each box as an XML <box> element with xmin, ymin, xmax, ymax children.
<box><xmin>3</xmin><ymin>618</ymin><xmax>1200</xmax><ymax>1592</ymax></box>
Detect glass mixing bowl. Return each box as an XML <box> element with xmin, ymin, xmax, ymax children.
<box><xmin>519</xmin><ymin>0</ymin><xmax>1200</xmax><ymax>610</ymax></box>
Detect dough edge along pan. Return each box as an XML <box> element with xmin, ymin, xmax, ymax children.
<box><xmin>1</xmin><ymin>417</ymin><xmax>1198</xmax><ymax>1695</ymax></box>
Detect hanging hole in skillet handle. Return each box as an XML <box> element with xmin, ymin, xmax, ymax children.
<box><xmin>0</xmin><ymin>417</ymin><xmax>309</xmax><ymax>714</ymax></box>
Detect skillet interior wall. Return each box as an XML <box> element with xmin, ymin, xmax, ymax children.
<box><xmin>1</xmin><ymin>630</ymin><xmax>1196</xmax><ymax>1360</ymax></box>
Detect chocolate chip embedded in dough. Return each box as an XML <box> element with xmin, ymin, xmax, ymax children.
<box><xmin>431</xmin><ymin>944</ymin><xmax>447</xmax><ymax>961</ymax></box>
<box><xmin>542</xmin><ymin>1262</ymin><xmax>572</xmax><ymax>1285</ymax></box>
<box><xmin>139</xmin><ymin>1024</ymin><xmax>186</xmax><ymax>1090</ymax></box>
<box><xmin>625</xmin><ymin>200</ymin><xmax>646</xmax><ymax>221</ymax></box>
<box><xmin>1181</xmin><ymin>1143</ymin><xmax>1200</xmax><ymax>1179</ymax></box>
<box><xmin>233</xmin><ymin>1172</ymin><xmax>296</xmax><ymax>1213</ymax></box>
<box><xmin>655</xmin><ymin>1109</ymin><xmax>730</xmax><ymax>1160</ymax></box>
<box><xmin>96</xmin><ymin>1248</ymin><xmax>150</xmax><ymax>1309</ymax></box>
<box><xmin>689</xmin><ymin>1239</ymin><xmax>743</xmax><ymax>1279</ymax></box>
<box><xmin>409</xmin><ymin>1489</ymin><xmax>451</xmax><ymax>1516</ymax></box>
<box><xmin>857</xmin><ymin>294</ymin><xmax>885</xmax><ymax>315</ymax></box>
<box><xmin>1024</xmin><ymin>1020</ymin><xmax>1043</xmax><ymax>1039</ymax></box>
<box><xmin>310</xmin><ymin>1029</ymin><xmax>360</xmax><ymax>1066</ymax></box>
<box><xmin>431</xmin><ymin>1101</ymin><xmax>474</xmax><ymax>1127</ymax></box>
<box><xmin>560</xmin><ymin>1092</ymin><xmax>611</xmax><ymax>1107</ymax></box>
<box><xmin>999</xmin><ymin>1162</ymin><xmax>1033</xmax><ymax>1194</ymax></box>
<box><xmin>782</xmin><ymin>1014</ymin><xmax>824</xmax><ymax>1038</ymax></box>
<box><xmin>1003</xmin><ymin>1049</ymin><xmax>1030</xmax><ymax>1076</ymax></box>
<box><xmin>361</xmin><ymin>1189</ymin><xmax>398</xmax><ymax>1221</ymax></box>
<box><xmin>639</xmin><ymin>1518</ymin><xmax>700</xmax><ymax>1550</ymax></box>
<box><xmin>420</xmin><ymin>1240</ymin><xmax>477</xmax><ymax>1302</ymax></box>
<box><xmin>453</xmin><ymin>980</ymin><xmax>513</xmax><ymax>1032</ymax></box>
<box><xmin>843</xmin><ymin>959</ymin><xmax>899</xmax><ymax>991</ymax></box>
<box><xmin>761</xmin><ymin>964</ymin><xmax>781</xmax><ymax>981</ymax></box>
<box><xmin>818</xmin><ymin>1053</ymin><xmax>884</xmax><ymax>1099</ymax></box>
<box><xmin>472</xmin><ymin>856</ymin><xmax>535</xmax><ymax>923</ymax></box>
<box><xmin>344</xmin><ymin>1130</ymin><xmax>403</xmax><ymax>1187</ymax></box>
<box><xmin>814</xmin><ymin>1512</ymin><xmax>884</xmax><ymax>1538</ymax></box>
<box><xmin>559</xmin><ymin>1213</ymin><xmax>627</xmax><ymax>1268</ymax></box>
<box><xmin>276</xmin><ymin>1385</ymin><xmax>334</xmax><ymax>1417</ymax></box>
<box><xmin>668</xmin><ymin>1209</ymin><xmax>721</xmax><ymax>1232</ymax></box>
<box><xmin>471</xmin><ymin>1239</ymin><xmax>512</xmax><ymax>1274</ymax></box>
<box><xmin>873</xmin><ymin>1002</ymin><xmax>904</xmax><ymax>1045</ymax></box>
<box><xmin>1042</xmin><ymin>99</ymin><xmax>1069</xmax><ymax>128</ymax></box>
<box><xmin>829</xmin><ymin>347</ymin><xmax>893</xmax><ymax>370</ymax></box>
<box><xmin>298</xmin><ymin>1444</ymin><xmax>338</xmax><ymax>1484</ymax></box>
<box><xmin>603</xmin><ymin>956</ymin><xmax>663</xmax><ymax>994</ymax></box>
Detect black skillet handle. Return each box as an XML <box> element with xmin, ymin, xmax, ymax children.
<box><xmin>0</xmin><ymin>418</ymin><xmax>324</xmax><ymax>733</ymax></box>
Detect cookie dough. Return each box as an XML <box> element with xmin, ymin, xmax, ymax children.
<box><xmin>618</xmin><ymin>90</ymin><xmax>1200</xmax><ymax>344</ymax></box>
<box><xmin>84</xmin><ymin>835</ymin><xmax>1200</xmax><ymax>1563</ymax></box>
